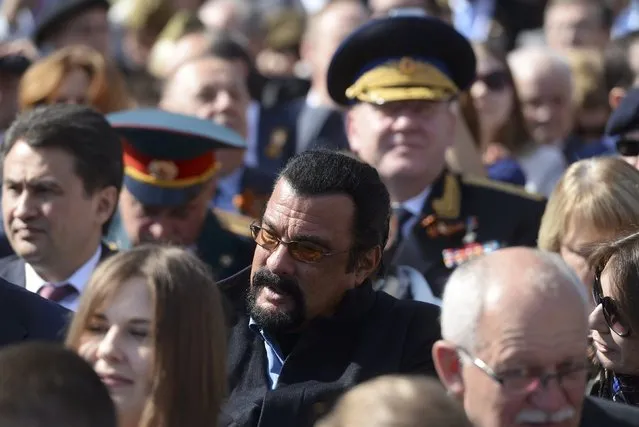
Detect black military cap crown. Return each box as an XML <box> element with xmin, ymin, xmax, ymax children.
<box><xmin>34</xmin><ymin>0</ymin><xmax>110</xmax><ymax>46</ymax></box>
<box><xmin>606</xmin><ymin>88</ymin><xmax>639</xmax><ymax>137</ymax></box>
<box><xmin>327</xmin><ymin>11</ymin><xmax>476</xmax><ymax>106</ymax></box>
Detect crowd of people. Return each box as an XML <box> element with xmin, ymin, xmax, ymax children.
<box><xmin>2</xmin><ymin>0</ymin><xmax>639</xmax><ymax>426</ymax></box>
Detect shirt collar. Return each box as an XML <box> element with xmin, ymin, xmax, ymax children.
<box><xmin>394</xmin><ymin>186</ymin><xmax>431</xmax><ymax>217</ymax></box>
<box><xmin>25</xmin><ymin>245</ymin><xmax>102</xmax><ymax>296</ymax></box>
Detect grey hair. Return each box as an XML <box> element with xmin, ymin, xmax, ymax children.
<box><xmin>507</xmin><ymin>46</ymin><xmax>574</xmax><ymax>93</ymax></box>
<box><xmin>440</xmin><ymin>249</ymin><xmax>589</xmax><ymax>352</ymax></box>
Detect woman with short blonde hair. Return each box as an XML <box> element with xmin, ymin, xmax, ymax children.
<box><xmin>538</xmin><ymin>157</ymin><xmax>639</xmax><ymax>288</ymax></box>
<box><xmin>66</xmin><ymin>245</ymin><xmax>227</xmax><ymax>427</ymax></box>
<box><xmin>19</xmin><ymin>45</ymin><xmax>134</xmax><ymax>114</ymax></box>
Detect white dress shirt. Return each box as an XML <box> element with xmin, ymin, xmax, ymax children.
<box><xmin>25</xmin><ymin>245</ymin><xmax>102</xmax><ymax>311</ymax></box>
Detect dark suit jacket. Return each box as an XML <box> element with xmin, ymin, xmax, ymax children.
<box><xmin>251</xmin><ymin>98</ymin><xmax>349</xmax><ymax>184</ymax></box>
<box><xmin>384</xmin><ymin>172</ymin><xmax>546</xmax><ymax>298</ymax></box>
<box><xmin>0</xmin><ymin>277</ymin><xmax>70</xmax><ymax>346</ymax></box>
<box><xmin>218</xmin><ymin>267</ymin><xmax>441</xmax><ymax>427</ymax></box>
<box><xmin>580</xmin><ymin>396</ymin><xmax>639</xmax><ymax>426</ymax></box>
<box><xmin>0</xmin><ymin>242</ymin><xmax>115</xmax><ymax>288</ymax></box>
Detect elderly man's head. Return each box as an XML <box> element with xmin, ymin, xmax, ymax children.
<box><xmin>508</xmin><ymin>48</ymin><xmax>575</xmax><ymax>145</ymax></box>
<box><xmin>433</xmin><ymin>247</ymin><xmax>590</xmax><ymax>427</ymax></box>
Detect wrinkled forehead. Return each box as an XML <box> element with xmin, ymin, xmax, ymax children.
<box><xmin>262</xmin><ymin>180</ymin><xmax>356</xmax><ymax>241</ymax></box>
<box><xmin>476</xmin><ymin>291</ymin><xmax>588</xmax><ymax>365</ymax></box>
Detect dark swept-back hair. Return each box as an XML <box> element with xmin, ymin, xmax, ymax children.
<box><xmin>0</xmin><ymin>342</ymin><xmax>116</xmax><ymax>427</ymax></box>
<box><xmin>589</xmin><ymin>229</ymin><xmax>639</xmax><ymax>333</ymax></box>
<box><xmin>1</xmin><ymin>104</ymin><xmax>124</xmax><ymax>233</ymax></box>
<box><xmin>278</xmin><ymin>149</ymin><xmax>391</xmax><ymax>270</ymax></box>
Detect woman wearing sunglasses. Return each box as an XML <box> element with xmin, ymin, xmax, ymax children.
<box><xmin>588</xmin><ymin>230</ymin><xmax>639</xmax><ymax>405</ymax></box>
<box><xmin>471</xmin><ymin>42</ymin><xmax>566</xmax><ymax>196</ymax></box>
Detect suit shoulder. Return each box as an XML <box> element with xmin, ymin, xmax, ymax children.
<box><xmin>213</xmin><ymin>209</ymin><xmax>254</xmax><ymax>239</ymax></box>
<box><xmin>462</xmin><ymin>175</ymin><xmax>545</xmax><ymax>202</ymax></box>
<box><xmin>374</xmin><ymin>290</ymin><xmax>440</xmax><ymax>318</ymax></box>
<box><xmin>0</xmin><ymin>278</ymin><xmax>69</xmax><ymax>317</ymax></box>
<box><xmin>583</xmin><ymin>396</ymin><xmax>639</xmax><ymax>425</ymax></box>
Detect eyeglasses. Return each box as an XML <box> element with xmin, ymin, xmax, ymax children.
<box><xmin>475</xmin><ymin>70</ymin><xmax>510</xmax><ymax>91</ymax></box>
<box><xmin>249</xmin><ymin>223</ymin><xmax>348</xmax><ymax>264</ymax></box>
<box><xmin>457</xmin><ymin>348</ymin><xmax>588</xmax><ymax>394</ymax></box>
<box><xmin>593</xmin><ymin>270</ymin><xmax>631</xmax><ymax>337</ymax></box>
<box><xmin>615</xmin><ymin>139</ymin><xmax>639</xmax><ymax>157</ymax></box>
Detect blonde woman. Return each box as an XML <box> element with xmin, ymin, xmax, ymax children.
<box><xmin>538</xmin><ymin>157</ymin><xmax>639</xmax><ymax>291</ymax></box>
<box><xmin>18</xmin><ymin>45</ymin><xmax>134</xmax><ymax>114</ymax></box>
<box><xmin>66</xmin><ymin>245</ymin><xmax>227</xmax><ymax>427</ymax></box>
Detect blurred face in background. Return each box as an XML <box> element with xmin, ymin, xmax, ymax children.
<box><xmin>471</xmin><ymin>48</ymin><xmax>514</xmax><ymax>143</ymax></box>
<box><xmin>544</xmin><ymin>3</ymin><xmax>609</xmax><ymax>51</ymax></box>
<box><xmin>160</xmin><ymin>57</ymin><xmax>249</xmax><ymax>177</ymax></box>
<box><xmin>50</xmin><ymin>67</ymin><xmax>91</xmax><ymax>105</ymax></box>
<box><xmin>513</xmin><ymin>60</ymin><xmax>574</xmax><ymax>145</ymax></box>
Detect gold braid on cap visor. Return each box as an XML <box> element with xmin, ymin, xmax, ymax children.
<box><xmin>345</xmin><ymin>57</ymin><xmax>460</xmax><ymax>104</ymax></box>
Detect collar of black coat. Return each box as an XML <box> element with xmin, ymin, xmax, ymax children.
<box><xmin>218</xmin><ymin>266</ymin><xmax>377</xmax><ymax>328</ymax></box>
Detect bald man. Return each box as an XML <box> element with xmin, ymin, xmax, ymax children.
<box><xmin>433</xmin><ymin>247</ymin><xmax>639</xmax><ymax>427</ymax></box>
<box><xmin>508</xmin><ymin>47</ymin><xmax>575</xmax><ymax>147</ymax></box>
<box><xmin>509</xmin><ymin>47</ymin><xmax>611</xmax><ymax>164</ymax></box>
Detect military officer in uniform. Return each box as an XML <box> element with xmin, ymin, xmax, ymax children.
<box><xmin>106</xmin><ymin>109</ymin><xmax>255</xmax><ymax>280</ymax></box>
<box><xmin>327</xmin><ymin>11</ymin><xmax>546</xmax><ymax>298</ymax></box>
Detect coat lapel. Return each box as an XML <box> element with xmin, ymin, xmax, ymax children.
<box><xmin>297</xmin><ymin>104</ymin><xmax>332</xmax><ymax>154</ymax></box>
<box><xmin>0</xmin><ymin>256</ymin><xmax>26</xmax><ymax>288</ymax></box>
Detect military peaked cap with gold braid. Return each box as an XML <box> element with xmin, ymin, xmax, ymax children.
<box><xmin>107</xmin><ymin>108</ymin><xmax>245</xmax><ymax>206</ymax></box>
<box><xmin>326</xmin><ymin>12</ymin><xmax>476</xmax><ymax>106</ymax></box>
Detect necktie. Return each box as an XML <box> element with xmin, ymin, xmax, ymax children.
<box><xmin>385</xmin><ymin>206</ymin><xmax>413</xmax><ymax>263</ymax></box>
<box><xmin>394</xmin><ymin>206</ymin><xmax>413</xmax><ymax>240</ymax></box>
<box><xmin>37</xmin><ymin>283</ymin><xmax>77</xmax><ymax>303</ymax></box>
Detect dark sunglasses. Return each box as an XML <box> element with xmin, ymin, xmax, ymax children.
<box><xmin>593</xmin><ymin>270</ymin><xmax>631</xmax><ymax>337</ymax></box>
<box><xmin>475</xmin><ymin>70</ymin><xmax>510</xmax><ymax>91</ymax></box>
<box><xmin>615</xmin><ymin>139</ymin><xmax>639</xmax><ymax>157</ymax></box>
<box><xmin>249</xmin><ymin>223</ymin><xmax>347</xmax><ymax>264</ymax></box>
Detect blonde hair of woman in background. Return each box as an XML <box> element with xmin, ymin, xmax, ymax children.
<box><xmin>66</xmin><ymin>245</ymin><xmax>227</xmax><ymax>427</ymax></box>
<box><xmin>316</xmin><ymin>375</ymin><xmax>472</xmax><ymax>427</ymax></box>
<box><xmin>538</xmin><ymin>157</ymin><xmax>639</xmax><ymax>291</ymax></box>
<box><xmin>564</xmin><ymin>48</ymin><xmax>610</xmax><ymax>143</ymax></box>
<box><xmin>18</xmin><ymin>45</ymin><xmax>135</xmax><ymax>114</ymax></box>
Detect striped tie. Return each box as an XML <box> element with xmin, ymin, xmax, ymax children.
<box><xmin>37</xmin><ymin>283</ymin><xmax>77</xmax><ymax>303</ymax></box>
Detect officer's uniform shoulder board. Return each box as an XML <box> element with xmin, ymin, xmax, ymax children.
<box><xmin>213</xmin><ymin>208</ymin><xmax>254</xmax><ymax>238</ymax></box>
<box><xmin>462</xmin><ymin>175</ymin><xmax>545</xmax><ymax>201</ymax></box>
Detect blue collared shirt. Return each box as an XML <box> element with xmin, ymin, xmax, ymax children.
<box><xmin>248</xmin><ymin>318</ymin><xmax>285</xmax><ymax>389</ymax></box>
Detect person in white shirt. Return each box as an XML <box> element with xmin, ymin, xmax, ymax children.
<box><xmin>0</xmin><ymin>104</ymin><xmax>122</xmax><ymax>310</ymax></box>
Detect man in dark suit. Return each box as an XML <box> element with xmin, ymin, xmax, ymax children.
<box><xmin>253</xmin><ymin>0</ymin><xmax>369</xmax><ymax>180</ymax></box>
<box><xmin>219</xmin><ymin>149</ymin><xmax>441</xmax><ymax>427</ymax></box>
<box><xmin>0</xmin><ymin>278</ymin><xmax>69</xmax><ymax>346</ymax></box>
<box><xmin>106</xmin><ymin>109</ymin><xmax>255</xmax><ymax>281</ymax></box>
<box><xmin>433</xmin><ymin>247</ymin><xmax>639</xmax><ymax>427</ymax></box>
<box><xmin>327</xmin><ymin>12</ymin><xmax>546</xmax><ymax>298</ymax></box>
<box><xmin>0</xmin><ymin>105</ymin><xmax>122</xmax><ymax>311</ymax></box>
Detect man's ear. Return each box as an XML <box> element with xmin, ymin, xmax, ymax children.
<box><xmin>609</xmin><ymin>87</ymin><xmax>626</xmax><ymax>110</ymax></box>
<box><xmin>353</xmin><ymin>245</ymin><xmax>381</xmax><ymax>284</ymax></box>
<box><xmin>433</xmin><ymin>340</ymin><xmax>465</xmax><ymax>399</ymax></box>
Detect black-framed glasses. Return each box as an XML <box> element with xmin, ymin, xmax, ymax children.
<box><xmin>456</xmin><ymin>348</ymin><xmax>588</xmax><ymax>394</ymax></box>
<box><xmin>593</xmin><ymin>270</ymin><xmax>632</xmax><ymax>337</ymax></box>
<box><xmin>249</xmin><ymin>223</ymin><xmax>348</xmax><ymax>264</ymax></box>
<box><xmin>615</xmin><ymin>139</ymin><xmax>639</xmax><ymax>157</ymax></box>
<box><xmin>475</xmin><ymin>70</ymin><xmax>510</xmax><ymax>91</ymax></box>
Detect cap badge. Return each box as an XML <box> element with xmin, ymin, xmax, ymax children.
<box><xmin>148</xmin><ymin>160</ymin><xmax>179</xmax><ymax>181</ymax></box>
<box><xmin>398</xmin><ymin>57</ymin><xmax>417</xmax><ymax>75</ymax></box>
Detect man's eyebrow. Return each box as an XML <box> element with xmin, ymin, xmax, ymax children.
<box><xmin>261</xmin><ymin>218</ymin><xmax>333</xmax><ymax>249</ymax></box>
